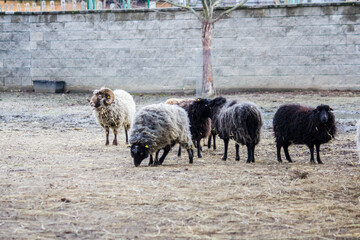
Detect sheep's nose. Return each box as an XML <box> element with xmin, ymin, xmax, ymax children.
<box><xmin>320</xmin><ymin>114</ymin><xmax>328</xmax><ymax>123</ymax></box>
<box><xmin>133</xmin><ymin>159</ymin><xmax>140</xmax><ymax>167</ymax></box>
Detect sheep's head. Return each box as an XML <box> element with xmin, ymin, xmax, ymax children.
<box><xmin>209</xmin><ymin>97</ymin><xmax>227</xmax><ymax>114</ymax></box>
<box><xmin>90</xmin><ymin>88</ymin><xmax>115</xmax><ymax>109</ymax></box>
<box><xmin>209</xmin><ymin>97</ymin><xmax>226</xmax><ymax>108</ymax></box>
<box><xmin>314</xmin><ymin>104</ymin><xmax>333</xmax><ymax>124</ymax></box>
<box><xmin>191</xmin><ymin>98</ymin><xmax>212</xmax><ymax>118</ymax></box>
<box><xmin>130</xmin><ymin>143</ymin><xmax>150</xmax><ymax>167</ymax></box>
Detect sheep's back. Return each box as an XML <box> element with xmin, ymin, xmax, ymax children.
<box><xmin>217</xmin><ymin>101</ymin><xmax>262</xmax><ymax>145</ymax></box>
<box><xmin>273</xmin><ymin>104</ymin><xmax>312</xmax><ymax>142</ymax></box>
<box><xmin>129</xmin><ymin>103</ymin><xmax>192</xmax><ymax>153</ymax></box>
<box><xmin>113</xmin><ymin>89</ymin><xmax>136</xmax><ymax>127</ymax></box>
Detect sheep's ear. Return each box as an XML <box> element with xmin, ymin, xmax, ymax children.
<box><xmin>329</xmin><ymin>107</ymin><xmax>334</xmax><ymax>111</ymax></box>
<box><xmin>313</xmin><ymin>108</ymin><xmax>317</xmax><ymax>112</ymax></box>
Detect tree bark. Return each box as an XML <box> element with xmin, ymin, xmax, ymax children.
<box><xmin>201</xmin><ymin>21</ymin><xmax>215</xmax><ymax>98</ymax></box>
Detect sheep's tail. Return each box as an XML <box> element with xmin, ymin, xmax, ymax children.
<box><xmin>244</xmin><ymin>104</ymin><xmax>263</xmax><ymax>145</ymax></box>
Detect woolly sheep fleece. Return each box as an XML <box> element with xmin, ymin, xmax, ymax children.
<box><xmin>217</xmin><ymin>101</ymin><xmax>263</xmax><ymax>146</ymax></box>
<box><xmin>129</xmin><ymin>103</ymin><xmax>193</xmax><ymax>154</ymax></box>
<box><xmin>93</xmin><ymin>89</ymin><xmax>136</xmax><ymax>132</ymax></box>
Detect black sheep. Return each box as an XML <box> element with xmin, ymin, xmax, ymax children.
<box><xmin>273</xmin><ymin>104</ymin><xmax>336</xmax><ymax>164</ymax></box>
<box><xmin>207</xmin><ymin>97</ymin><xmax>227</xmax><ymax>150</ymax></box>
<box><xmin>178</xmin><ymin>98</ymin><xmax>212</xmax><ymax>158</ymax></box>
<box><xmin>210</xmin><ymin>97</ymin><xmax>263</xmax><ymax>163</ymax></box>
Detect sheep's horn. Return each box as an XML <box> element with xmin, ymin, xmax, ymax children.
<box><xmin>100</xmin><ymin>88</ymin><xmax>115</xmax><ymax>106</ymax></box>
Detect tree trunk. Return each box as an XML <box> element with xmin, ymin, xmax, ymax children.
<box><xmin>201</xmin><ymin>21</ymin><xmax>215</xmax><ymax>98</ymax></box>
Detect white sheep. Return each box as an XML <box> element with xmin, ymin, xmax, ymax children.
<box><xmin>90</xmin><ymin>87</ymin><xmax>135</xmax><ymax>145</ymax></box>
<box><xmin>129</xmin><ymin>103</ymin><xmax>194</xmax><ymax>167</ymax></box>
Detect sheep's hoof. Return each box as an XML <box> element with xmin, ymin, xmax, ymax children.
<box><xmin>222</xmin><ymin>157</ymin><xmax>227</xmax><ymax>161</ymax></box>
<box><xmin>317</xmin><ymin>160</ymin><xmax>323</xmax><ymax>164</ymax></box>
<box><xmin>277</xmin><ymin>159</ymin><xmax>282</xmax><ymax>163</ymax></box>
<box><xmin>246</xmin><ymin>159</ymin><xmax>251</xmax><ymax>163</ymax></box>
<box><xmin>235</xmin><ymin>157</ymin><xmax>240</xmax><ymax>161</ymax></box>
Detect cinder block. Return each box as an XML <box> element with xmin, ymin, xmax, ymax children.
<box><xmin>4</xmin><ymin>59</ymin><xmax>30</xmax><ymax>68</ymax></box>
<box><xmin>30</xmin><ymin>31</ymin><xmax>43</xmax><ymax>41</ymax></box>
<box><xmin>5</xmin><ymin>77</ymin><xmax>23</xmax><ymax>87</ymax></box>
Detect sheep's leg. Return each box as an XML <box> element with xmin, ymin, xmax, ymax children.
<box><xmin>187</xmin><ymin>148</ymin><xmax>194</xmax><ymax>164</ymax></box>
<box><xmin>156</xmin><ymin>150</ymin><xmax>160</xmax><ymax>161</ymax></box>
<box><xmin>222</xmin><ymin>138</ymin><xmax>229</xmax><ymax>161</ymax></box>
<box><xmin>197</xmin><ymin>140</ymin><xmax>202</xmax><ymax>158</ymax></box>
<box><xmin>276</xmin><ymin>142</ymin><xmax>282</xmax><ymax>163</ymax></box>
<box><xmin>309</xmin><ymin>144</ymin><xmax>315</xmax><ymax>164</ymax></box>
<box><xmin>246</xmin><ymin>144</ymin><xmax>252</xmax><ymax>163</ymax></box>
<box><xmin>124</xmin><ymin>126</ymin><xmax>129</xmax><ymax>144</ymax></box>
<box><xmin>112</xmin><ymin>129</ymin><xmax>118</xmax><ymax>145</ymax></box>
<box><xmin>316</xmin><ymin>144</ymin><xmax>323</xmax><ymax>164</ymax></box>
<box><xmin>105</xmin><ymin>127</ymin><xmax>110</xmax><ymax>145</ymax></box>
<box><xmin>207</xmin><ymin>135</ymin><xmax>212</xmax><ymax>149</ymax></box>
<box><xmin>148</xmin><ymin>155</ymin><xmax>154</xmax><ymax>166</ymax></box>
<box><xmin>251</xmin><ymin>144</ymin><xmax>255</xmax><ymax>163</ymax></box>
<box><xmin>213</xmin><ymin>134</ymin><xmax>216</xmax><ymax>150</ymax></box>
<box><xmin>154</xmin><ymin>151</ymin><xmax>161</xmax><ymax>166</ymax></box>
<box><xmin>178</xmin><ymin>145</ymin><xmax>182</xmax><ymax>157</ymax></box>
<box><xmin>235</xmin><ymin>143</ymin><xmax>240</xmax><ymax>161</ymax></box>
<box><xmin>158</xmin><ymin>146</ymin><xmax>171</xmax><ymax>165</ymax></box>
<box><xmin>283</xmin><ymin>144</ymin><xmax>292</xmax><ymax>162</ymax></box>
<box><xmin>193</xmin><ymin>140</ymin><xmax>202</xmax><ymax>152</ymax></box>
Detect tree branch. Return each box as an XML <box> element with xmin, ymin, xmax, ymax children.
<box><xmin>158</xmin><ymin>0</ymin><xmax>203</xmax><ymax>21</ymax></box>
<box><xmin>210</xmin><ymin>0</ymin><xmax>248</xmax><ymax>24</ymax></box>
<box><xmin>210</xmin><ymin>0</ymin><xmax>222</xmax><ymax>8</ymax></box>
<box><xmin>201</xmin><ymin>0</ymin><xmax>210</xmax><ymax>20</ymax></box>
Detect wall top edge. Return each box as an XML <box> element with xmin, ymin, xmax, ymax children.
<box><xmin>0</xmin><ymin>2</ymin><xmax>358</xmax><ymax>15</ymax></box>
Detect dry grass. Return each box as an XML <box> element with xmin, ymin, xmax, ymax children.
<box><xmin>0</xmin><ymin>91</ymin><xmax>359</xmax><ymax>239</ymax></box>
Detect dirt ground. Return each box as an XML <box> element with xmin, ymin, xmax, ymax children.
<box><xmin>0</xmin><ymin>90</ymin><xmax>359</xmax><ymax>239</ymax></box>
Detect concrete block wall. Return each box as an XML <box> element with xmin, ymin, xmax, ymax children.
<box><xmin>0</xmin><ymin>3</ymin><xmax>359</xmax><ymax>93</ymax></box>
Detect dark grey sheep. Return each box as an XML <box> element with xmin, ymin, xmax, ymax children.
<box><xmin>129</xmin><ymin>103</ymin><xmax>193</xmax><ymax>167</ymax></box>
<box><xmin>210</xmin><ymin>97</ymin><xmax>263</xmax><ymax>163</ymax></box>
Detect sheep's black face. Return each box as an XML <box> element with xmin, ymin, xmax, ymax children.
<box><xmin>314</xmin><ymin>105</ymin><xmax>333</xmax><ymax>124</ymax></box>
<box><xmin>209</xmin><ymin>97</ymin><xmax>226</xmax><ymax>108</ymax></box>
<box><xmin>209</xmin><ymin>97</ymin><xmax>227</xmax><ymax>114</ymax></box>
<box><xmin>131</xmin><ymin>144</ymin><xmax>150</xmax><ymax>167</ymax></box>
<box><xmin>193</xmin><ymin>98</ymin><xmax>212</xmax><ymax>118</ymax></box>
